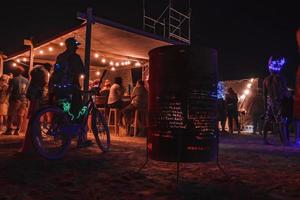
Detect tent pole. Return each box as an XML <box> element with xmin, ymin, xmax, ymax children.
<box><xmin>0</xmin><ymin>53</ymin><xmax>4</xmax><ymax>76</ymax></box>
<box><xmin>83</xmin><ymin>7</ymin><xmax>93</xmax><ymax>102</ymax></box>
<box><xmin>24</xmin><ymin>39</ymin><xmax>34</xmax><ymax>73</ymax></box>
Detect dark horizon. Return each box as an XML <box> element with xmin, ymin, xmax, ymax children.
<box><xmin>0</xmin><ymin>0</ymin><xmax>299</xmax><ymax>86</ymax></box>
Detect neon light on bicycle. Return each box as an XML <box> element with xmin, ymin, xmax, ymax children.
<box><xmin>61</xmin><ymin>101</ymin><xmax>75</xmax><ymax>120</ymax></box>
<box><xmin>76</xmin><ymin>106</ymin><xmax>88</xmax><ymax>119</ymax></box>
<box><xmin>60</xmin><ymin>99</ymin><xmax>88</xmax><ymax>120</ymax></box>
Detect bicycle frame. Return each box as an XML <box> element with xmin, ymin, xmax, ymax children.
<box><xmin>55</xmin><ymin>70</ymin><xmax>108</xmax><ymax>138</ymax></box>
<box><xmin>59</xmin><ymin>94</ymin><xmax>97</xmax><ymax>138</ymax></box>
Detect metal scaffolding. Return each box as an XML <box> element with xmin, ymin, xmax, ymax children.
<box><xmin>143</xmin><ymin>0</ymin><xmax>191</xmax><ymax>44</ymax></box>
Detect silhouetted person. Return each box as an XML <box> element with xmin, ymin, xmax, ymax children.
<box><xmin>3</xmin><ymin>66</ymin><xmax>29</xmax><ymax>135</ymax></box>
<box><xmin>262</xmin><ymin>56</ymin><xmax>289</xmax><ymax>145</ymax></box>
<box><xmin>250</xmin><ymin>88</ymin><xmax>264</xmax><ymax>135</ymax></box>
<box><xmin>216</xmin><ymin>97</ymin><xmax>226</xmax><ymax>133</ymax></box>
<box><xmin>49</xmin><ymin>37</ymin><xmax>91</xmax><ymax>147</ymax></box>
<box><xmin>27</xmin><ymin>63</ymin><xmax>53</xmax><ymax>117</ymax></box>
<box><xmin>225</xmin><ymin>87</ymin><xmax>240</xmax><ymax>134</ymax></box>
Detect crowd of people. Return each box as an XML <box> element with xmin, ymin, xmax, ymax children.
<box><xmin>0</xmin><ymin>37</ymin><xmax>148</xmax><ymax>140</ymax></box>
<box><xmin>216</xmin><ymin>55</ymin><xmax>299</xmax><ymax>146</ymax></box>
<box><xmin>0</xmin><ymin>36</ymin><xmax>298</xmax><ymax>147</ymax></box>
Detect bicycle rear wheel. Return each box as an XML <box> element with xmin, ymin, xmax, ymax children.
<box><xmin>91</xmin><ymin>109</ymin><xmax>110</xmax><ymax>152</ymax></box>
<box><xmin>31</xmin><ymin>106</ymin><xmax>71</xmax><ymax>159</ymax></box>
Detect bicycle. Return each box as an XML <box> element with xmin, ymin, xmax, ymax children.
<box><xmin>29</xmin><ymin>73</ymin><xmax>110</xmax><ymax>160</ymax></box>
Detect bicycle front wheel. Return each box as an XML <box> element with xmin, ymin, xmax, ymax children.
<box><xmin>31</xmin><ymin>106</ymin><xmax>71</xmax><ymax>159</ymax></box>
<box><xmin>91</xmin><ymin>109</ymin><xmax>110</xmax><ymax>152</ymax></box>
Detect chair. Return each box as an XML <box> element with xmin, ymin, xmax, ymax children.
<box><xmin>108</xmin><ymin>108</ymin><xmax>119</xmax><ymax>135</ymax></box>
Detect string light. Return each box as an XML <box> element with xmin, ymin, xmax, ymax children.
<box><xmin>12</xmin><ymin>63</ymin><xmax>17</xmax><ymax>67</ymax></box>
<box><xmin>59</xmin><ymin>42</ymin><xmax>64</xmax><ymax>46</ymax></box>
<box><xmin>109</xmin><ymin>61</ymin><xmax>114</xmax><ymax>66</ymax></box>
<box><xmin>48</xmin><ymin>47</ymin><xmax>53</xmax><ymax>51</ymax></box>
<box><xmin>23</xmin><ymin>58</ymin><xmax>27</xmax><ymax>62</ymax></box>
<box><xmin>115</xmin><ymin>62</ymin><xmax>119</xmax><ymax>67</ymax></box>
<box><xmin>101</xmin><ymin>58</ymin><xmax>106</xmax><ymax>63</ymax></box>
<box><xmin>135</xmin><ymin>62</ymin><xmax>141</xmax><ymax>67</ymax></box>
<box><xmin>244</xmin><ymin>89</ymin><xmax>250</xmax><ymax>95</ymax></box>
<box><xmin>80</xmin><ymin>75</ymin><xmax>84</xmax><ymax>79</ymax></box>
<box><xmin>94</xmin><ymin>53</ymin><xmax>99</xmax><ymax>58</ymax></box>
<box><xmin>16</xmin><ymin>59</ymin><xmax>20</xmax><ymax>63</ymax></box>
<box><xmin>239</xmin><ymin>78</ymin><xmax>255</xmax><ymax>101</ymax></box>
<box><xmin>96</xmin><ymin>71</ymin><xmax>101</xmax><ymax>76</ymax></box>
<box><xmin>111</xmin><ymin>66</ymin><xmax>116</xmax><ymax>71</ymax></box>
<box><xmin>39</xmin><ymin>50</ymin><xmax>44</xmax><ymax>54</ymax></box>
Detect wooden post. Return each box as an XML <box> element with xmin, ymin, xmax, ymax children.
<box><xmin>83</xmin><ymin>7</ymin><xmax>93</xmax><ymax>102</ymax></box>
<box><xmin>0</xmin><ymin>52</ymin><xmax>4</xmax><ymax>76</ymax></box>
<box><xmin>24</xmin><ymin>39</ymin><xmax>34</xmax><ymax>72</ymax></box>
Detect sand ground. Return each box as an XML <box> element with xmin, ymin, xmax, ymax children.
<box><xmin>0</xmin><ymin>132</ymin><xmax>300</xmax><ymax>200</ymax></box>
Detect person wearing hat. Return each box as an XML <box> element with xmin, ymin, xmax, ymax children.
<box><xmin>49</xmin><ymin>37</ymin><xmax>92</xmax><ymax>147</ymax></box>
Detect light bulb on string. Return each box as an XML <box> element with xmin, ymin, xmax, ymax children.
<box><xmin>135</xmin><ymin>62</ymin><xmax>141</xmax><ymax>67</ymax></box>
<box><xmin>244</xmin><ymin>89</ymin><xmax>250</xmax><ymax>95</ymax></box>
<box><xmin>240</xmin><ymin>94</ymin><xmax>246</xmax><ymax>100</ymax></box>
<box><xmin>111</xmin><ymin>66</ymin><xmax>116</xmax><ymax>71</ymax></box>
<box><xmin>94</xmin><ymin>53</ymin><xmax>99</xmax><ymax>58</ymax></box>
<box><xmin>247</xmin><ymin>83</ymin><xmax>252</xmax><ymax>88</ymax></box>
<box><xmin>48</xmin><ymin>47</ymin><xmax>53</xmax><ymax>51</ymax></box>
<box><xmin>101</xmin><ymin>58</ymin><xmax>106</xmax><ymax>63</ymax></box>
<box><xmin>59</xmin><ymin>42</ymin><xmax>64</xmax><ymax>46</ymax></box>
<box><xmin>96</xmin><ymin>71</ymin><xmax>101</xmax><ymax>76</ymax></box>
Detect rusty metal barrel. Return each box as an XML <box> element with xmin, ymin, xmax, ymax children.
<box><xmin>148</xmin><ymin>45</ymin><xmax>219</xmax><ymax>162</ymax></box>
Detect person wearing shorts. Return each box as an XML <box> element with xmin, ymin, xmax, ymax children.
<box><xmin>3</xmin><ymin>66</ymin><xmax>29</xmax><ymax>135</ymax></box>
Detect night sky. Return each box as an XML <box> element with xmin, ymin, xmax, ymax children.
<box><xmin>0</xmin><ymin>0</ymin><xmax>299</xmax><ymax>87</ymax></box>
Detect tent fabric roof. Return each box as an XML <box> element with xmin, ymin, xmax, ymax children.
<box><xmin>5</xmin><ymin>16</ymin><xmax>184</xmax><ymax>68</ymax></box>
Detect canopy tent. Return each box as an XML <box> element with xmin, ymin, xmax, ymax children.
<box><xmin>2</xmin><ymin>13</ymin><xmax>184</xmax><ymax>91</ymax></box>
